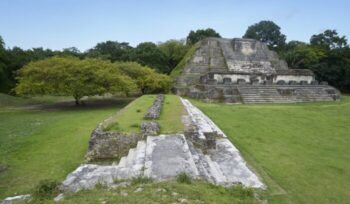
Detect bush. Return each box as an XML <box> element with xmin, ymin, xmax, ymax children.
<box><xmin>33</xmin><ymin>180</ymin><xmax>60</xmax><ymax>200</ymax></box>
<box><xmin>176</xmin><ymin>172</ymin><xmax>192</xmax><ymax>184</ymax></box>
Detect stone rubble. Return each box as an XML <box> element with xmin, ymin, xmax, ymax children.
<box><xmin>0</xmin><ymin>194</ymin><xmax>31</xmax><ymax>204</ymax></box>
<box><xmin>61</xmin><ymin>98</ymin><xmax>264</xmax><ymax>193</ymax></box>
<box><xmin>141</xmin><ymin>121</ymin><xmax>160</xmax><ymax>136</ymax></box>
<box><xmin>144</xmin><ymin>94</ymin><xmax>164</xmax><ymax>119</ymax></box>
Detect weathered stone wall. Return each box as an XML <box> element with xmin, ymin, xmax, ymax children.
<box><xmin>144</xmin><ymin>94</ymin><xmax>164</xmax><ymax>119</ymax></box>
<box><xmin>85</xmin><ymin>124</ymin><xmax>143</xmax><ymax>161</ymax></box>
<box><xmin>274</xmin><ymin>75</ymin><xmax>314</xmax><ymax>84</ymax></box>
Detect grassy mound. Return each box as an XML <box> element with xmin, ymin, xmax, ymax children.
<box><xmin>106</xmin><ymin>94</ymin><xmax>184</xmax><ymax>134</ymax></box>
<box><xmin>192</xmin><ymin>96</ymin><xmax>350</xmax><ymax>204</ymax></box>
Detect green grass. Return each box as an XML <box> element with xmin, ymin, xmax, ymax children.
<box><xmin>158</xmin><ymin>95</ymin><xmax>184</xmax><ymax>134</ymax></box>
<box><xmin>191</xmin><ymin>96</ymin><xmax>350</xmax><ymax>204</ymax></box>
<box><xmin>31</xmin><ymin>181</ymin><xmax>259</xmax><ymax>204</ymax></box>
<box><xmin>106</xmin><ymin>95</ymin><xmax>156</xmax><ymax>132</ymax></box>
<box><xmin>107</xmin><ymin>94</ymin><xmax>184</xmax><ymax>134</ymax></box>
<box><xmin>0</xmin><ymin>95</ymin><xmax>129</xmax><ymax>199</ymax></box>
<box><xmin>169</xmin><ymin>43</ymin><xmax>199</xmax><ymax>80</ymax></box>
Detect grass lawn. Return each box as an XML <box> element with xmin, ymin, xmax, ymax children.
<box><xmin>0</xmin><ymin>95</ymin><xmax>130</xmax><ymax>199</ymax></box>
<box><xmin>106</xmin><ymin>94</ymin><xmax>184</xmax><ymax>134</ymax></box>
<box><xmin>192</xmin><ymin>96</ymin><xmax>350</xmax><ymax>204</ymax></box>
<box><xmin>35</xmin><ymin>180</ymin><xmax>259</xmax><ymax>204</ymax></box>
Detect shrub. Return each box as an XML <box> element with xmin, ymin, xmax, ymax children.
<box><xmin>176</xmin><ymin>172</ymin><xmax>192</xmax><ymax>184</ymax></box>
<box><xmin>33</xmin><ymin>180</ymin><xmax>60</xmax><ymax>200</ymax></box>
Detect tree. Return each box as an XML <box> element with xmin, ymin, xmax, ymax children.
<box><xmin>243</xmin><ymin>20</ymin><xmax>286</xmax><ymax>49</ymax></box>
<box><xmin>158</xmin><ymin>39</ymin><xmax>190</xmax><ymax>73</ymax></box>
<box><xmin>186</xmin><ymin>28</ymin><xmax>221</xmax><ymax>45</ymax></box>
<box><xmin>281</xmin><ymin>44</ymin><xmax>326</xmax><ymax>69</ymax></box>
<box><xmin>115</xmin><ymin>62</ymin><xmax>172</xmax><ymax>94</ymax></box>
<box><xmin>61</xmin><ymin>47</ymin><xmax>82</xmax><ymax>58</ymax></box>
<box><xmin>86</xmin><ymin>41</ymin><xmax>132</xmax><ymax>62</ymax></box>
<box><xmin>15</xmin><ymin>56</ymin><xmax>136</xmax><ymax>105</ymax></box>
<box><xmin>130</xmin><ymin>42</ymin><xmax>170</xmax><ymax>73</ymax></box>
<box><xmin>310</xmin><ymin>29</ymin><xmax>348</xmax><ymax>50</ymax></box>
<box><xmin>0</xmin><ymin>36</ymin><xmax>8</xmax><ymax>92</ymax></box>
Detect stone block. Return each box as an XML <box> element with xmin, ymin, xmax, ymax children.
<box><xmin>85</xmin><ymin>126</ymin><xmax>142</xmax><ymax>161</ymax></box>
<box><xmin>206</xmin><ymin>79</ymin><xmax>217</xmax><ymax>85</ymax></box>
<box><xmin>320</xmin><ymin>81</ymin><xmax>328</xmax><ymax>85</ymax></box>
<box><xmin>237</xmin><ymin>79</ymin><xmax>246</xmax><ymax>85</ymax></box>
<box><xmin>289</xmin><ymin>80</ymin><xmax>297</xmax><ymax>85</ymax></box>
<box><xmin>141</xmin><ymin>121</ymin><xmax>160</xmax><ymax>136</ymax></box>
<box><xmin>300</xmin><ymin>80</ymin><xmax>308</xmax><ymax>85</ymax></box>
<box><xmin>311</xmin><ymin>80</ymin><xmax>319</xmax><ymax>85</ymax></box>
<box><xmin>276</xmin><ymin>80</ymin><xmax>286</xmax><ymax>85</ymax></box>
<box><xmin>251</xmin><ymin>79</ymin><xmax>259</xmax><ymax>85</ymax></box>
<box><xmin>223</xmin><ymin>77</ymin><xmax>232</xmax><ymax>84</ymax></box>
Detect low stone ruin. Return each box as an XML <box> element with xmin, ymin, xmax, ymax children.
<box><xmin>86</xmin><ymin>94</ymin><xmax>165</xmax><ymax>161</ymax></box>
<box><xmin>61</xmin><ymin>98</ymin><xmax>264</xmax><ymax>193</ymax></box>
<box><xmin>144</xmin><ymin>94</ymin><xmax>164</xmax><ymax>119</ymax></box>
<box><xmin>141</xmin><ymin>121</ymin><xmax>160</xmax><ymax>136</ymax></box>
<box><xmin>85</xmin><ymin>124</ymin><xmax>142</xmax><ymax>161</ymax></box>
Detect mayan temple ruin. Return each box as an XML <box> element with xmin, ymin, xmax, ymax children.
<box><xmin>174</xmin><ymin>37</ymin><xmax>341</xmax><ymax>103</ymax></box>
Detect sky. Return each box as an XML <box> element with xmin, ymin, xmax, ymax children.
<box><xmin>1</xmin><ymin>0</ymin><xmax>349</xmax><ymax>51</ymax></box>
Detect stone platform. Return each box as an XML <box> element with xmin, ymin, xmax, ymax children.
<box><xmin>61</xmin><ymin>99</ymin><xmax>264</xmax><ymax>193</ymax></box>
<box><xmin>174</xmin><ymin>37</ymin><xmax>341</xmax><ymax>103</ymax></box>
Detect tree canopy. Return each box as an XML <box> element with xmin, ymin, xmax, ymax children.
<box><xmin>15</xmin><ymin>56</ymin><xmax>136</xmax><ymax>105</ymax></box>
<box><xmin>186</xmin><ymin>28</ymin><xmax>221</xmax><ymax>45</ymax></box>
<box><xmin>129</xmin><ymin>42</ymin><xmax>170</xmax><ymax>73</ymax></box>
<box><xmin>243</xmin><ymin>20</ymin><xmax>286</xmax><ymax>49</ymax></box>
<box><xmin>85</xmin><ymin>41</ymin><xmax>132</xmax><ymax>62</ymax></box>
<box><xmin>158</xmin><ymin>39</ymin><xmax>190</xmax><ymax>73</ymax></box>
<box><xmin>310</xmin><ymin>29</ymin><xmax>348</xmax><ymax>50</ymax></box>
<box><xmin>115</xmin><ymin>62</ymin><xmax>172</xmax><ymax>94</ymax></box>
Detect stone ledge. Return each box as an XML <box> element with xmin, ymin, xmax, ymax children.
<box><xmin>85</xmin><ymin>124</ymin><xmax>143</xmax><ymax>162</ymax></box>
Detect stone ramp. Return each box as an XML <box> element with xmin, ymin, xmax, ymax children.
<box><xmin>62</xmin><ymin>99</ymin><xmax>264</xmax><ymax>192</ymax></box>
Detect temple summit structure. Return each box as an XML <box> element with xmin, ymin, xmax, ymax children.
<box><xmin>174</xmin><ymin>38</ymin><xmax>341</xmax><ymax>103</ymax></box>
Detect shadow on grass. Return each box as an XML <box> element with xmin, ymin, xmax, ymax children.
<box><xmin>22</xmin><ymin>97</ymin><xmax>135</xmax><ymax>112</ymax></box>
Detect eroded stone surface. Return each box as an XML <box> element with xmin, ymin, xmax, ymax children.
<box><xmin>141</xmin><ymin>121</ymin><xmax>160</xmax><ymax>136</ymax></box>
<box><xmin>61</xmin><ymin>99</ymin><xmax>264</xmax><ymax>192</ymax></box>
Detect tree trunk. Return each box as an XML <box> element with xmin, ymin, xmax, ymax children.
<box><xmin>74</xmin><ymin>96</ymin><xmax>82</xmax><ymax>106</ymax></box>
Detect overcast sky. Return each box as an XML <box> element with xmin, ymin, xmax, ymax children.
<box><xmin>1</xmin><ymin>0</ymin><xmax>349</xmax><ymax>51</ymax></box>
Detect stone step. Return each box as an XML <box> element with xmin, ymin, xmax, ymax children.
<box><xmin>208</xmin><ymin>139</ymin><xmax>263</xmax><ymax>188</ymax></box>
<box><xmin>187</xmin><ymin>140</ymin><xmax>227</xmax><ymax>184</ymax></box>
<box><xmin>144</xmin><ymin>134</ymin><xmax>200</xmax><ymax>180</ymax></box>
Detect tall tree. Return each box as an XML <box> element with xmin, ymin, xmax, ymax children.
<box><xmin>310</xmin><ymin>29</ymin><xmax>348</xmax><ymax>50</ymax></box>
<box><xmin>130</xmin><ymin>42</ymin><xmax>169</xmax><ymax>73</ymax></box>
<box><xmin>243</xmin><ymin>20</ymin><xmax>286</xmax><ymax>49</ymax></box>
<box><xmin>186</xmin><ymin>28</ymin><xmax>221</xmax><ymax>45</ymax></box>
<box><xmin>0</xmin><ymin>36</ymin><xmax>8</xmax><ymax>92</ymax></box>
<box><xmin>86</xmin><ymin>41</ymin><xmax>132</xmax><ymax>62</ymax></box>
<box><xmin>158</xmin><ymin>39</ymin><xmax>190</xmax><ymax>73</ymax></box>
